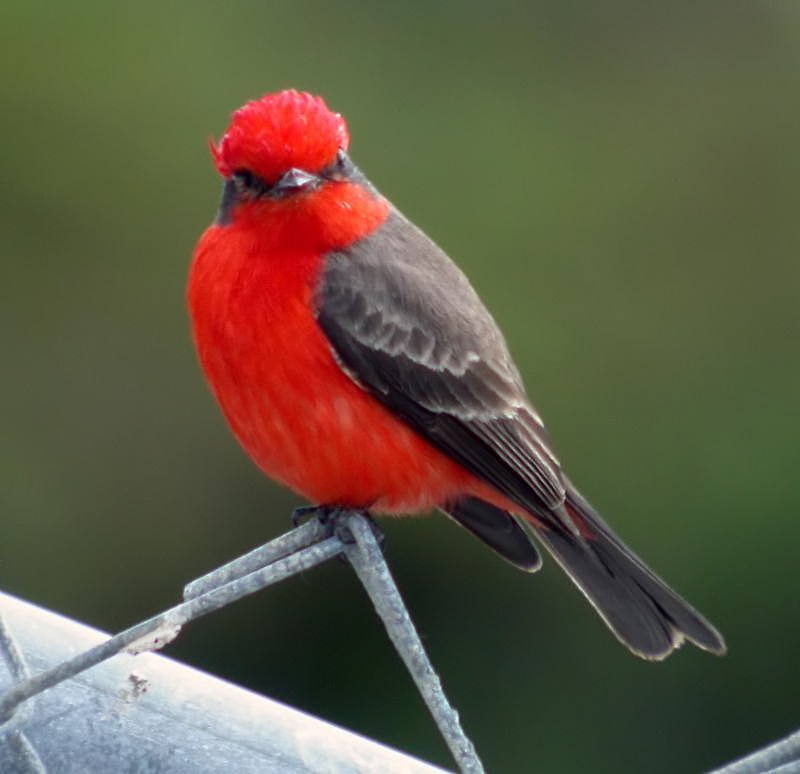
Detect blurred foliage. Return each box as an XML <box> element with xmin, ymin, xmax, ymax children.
<box><xmin>2</xmin><ymin>2</ymin><xmax>799</xmax><ymax>772</ymax></box>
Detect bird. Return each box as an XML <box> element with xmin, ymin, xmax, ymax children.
<box><xmin>188</xmin><ymin>89</ymin><xmax>726</xmax><ymax>660</ymax></box>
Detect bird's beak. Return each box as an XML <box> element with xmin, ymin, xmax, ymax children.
<box><xmin>272</xmin><ymin>167</ymin><xmax>320</xmax><ymax>196</ymax></box>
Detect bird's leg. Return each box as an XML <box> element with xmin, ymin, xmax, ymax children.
<box><xmin>329</xmin><ymin>509</ymin><xmax>386</xmax><ymax>550</ymax></box>
<box><xmin>308</xmin><ymin>508</ymin><xmax>386</xmax><ymax>567</ymax></box>
<box><xmin>291</xmin><ymin>505</ymin><xmax>387</xmax><ymax>553</ymax></box>
<box><xmin>290</xmin><ymin>503</ymin><xmax>336</xmax><ymax>527</ymax></box>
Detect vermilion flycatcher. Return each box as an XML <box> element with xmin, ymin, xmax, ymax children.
<box><xmin>188</xmin><ymin>90</ymin><xmax>725</xmax><ymax>660</ymax></box>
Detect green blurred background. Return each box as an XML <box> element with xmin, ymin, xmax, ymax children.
<box><xmin>2</xmin><ymin>2</ymin><xmax>798</xmax><ymax>771</ymax></box>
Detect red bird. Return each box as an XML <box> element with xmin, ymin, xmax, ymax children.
<box><xmin>188</xmin><ymin>90</ymin><xmax>725</xmax><ymax>660</ymax></box>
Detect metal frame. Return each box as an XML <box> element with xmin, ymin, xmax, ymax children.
<box><xmin>0</xmin><ymin>512</ymin><xmax>483</xmax><ymax>773</ymax></box>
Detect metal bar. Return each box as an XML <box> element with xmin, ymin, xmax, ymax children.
<box><xmin>0</xmin><ymin>535</ymin><xmax>342</xmax><ymax>723</ymax></box>
<box><xmin>0</xmin><ymin>511</ymin><xmax>484</xmax><ymax>771</ymax></box>
<box><xmin>709</xmin><ymin>729</ymin><xmax>800</xmax><ymax>774</ymax></box>
<box><xmin>342</xmin><ymin>513</ymin><xmax>485</xmax><ymax>774</ymax></box>
<box><xmin>0</xmin><ymin>591</ymin><xmax>447</xmax><ymax>773</ymax></box>
<box><xmin>184</xmin><ymin>517</ymin><xmax>330</xmax><ymax>599</ymax></box>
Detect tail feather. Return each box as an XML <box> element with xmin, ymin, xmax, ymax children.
<box><xmin>444</xmin><ymin>496</ymin><xmax>542</xmax><ymax>572</ymax></box>
<box><xmin>444</xmin><ymin>481</ymin><xmax>725</xmax><ymax>660</ymax></box>
<box><xmin>533</xmin><ymin>478</ymin><xmax>726</xmax><ymax>660</ymax></box>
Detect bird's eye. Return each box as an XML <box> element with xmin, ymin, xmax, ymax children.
<box><xmin>325</xmin><ymin>150</ymin><xmax>352</xmax><ymax>181</ymax></box>
<box><xmin>231</xmin><ymin>169</ymin><xmax>260</xmax><ymax>196</ymax></box>
<box><xmin>336</xmin><ymin>149</ymin><xmax>351</xmax><ymax>172</ymax></box>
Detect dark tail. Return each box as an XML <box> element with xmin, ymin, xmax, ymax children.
<box><xmin>444</xmin><ymin>496</ymin><xmax>542</xmax><ymax>572</ymax></box>
<box><xmin>445</xmin><ymin>482</ymin><xmax>726</xmax><ymax>660</ymax></box>
<box><xmin>532</xmin><ymin>477</ymin><xmax>726</xmax><ymax>660</ymax></box>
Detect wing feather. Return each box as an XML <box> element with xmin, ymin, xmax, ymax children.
<box><xmin>315</xmin><ymin>206</ymin><xmax>727</xmax><ymax>659</ymax></box>
<box><xmin>316</xmin><ymin>207</ymin><xmax>566</xmax><ymax>520</ymax></box>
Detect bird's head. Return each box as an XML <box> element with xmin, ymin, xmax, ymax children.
<box><xmin>208</xmin><ymin>90</ymin><xmax>386</xmax><ymax>247</ymax></box>
<box><xmin>212</xmin><ymin>90</ymin><xmax>349</xmax><ymax>193</ymax></box>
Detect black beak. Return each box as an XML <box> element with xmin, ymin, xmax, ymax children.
<box><xmin>272</xmin><ymin>167</ymin><xmax>320</xmax><ymax>196</ymax></box>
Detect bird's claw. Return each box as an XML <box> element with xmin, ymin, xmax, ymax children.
<box><xmin>290</xmin><ymin>504</ymin><xmax>337</xmax><ymax>528</ymax></box>
<box><xmin>290</xmin><ymin>506</ymin><xmax>386</xmax><ymax>555</ymax></box>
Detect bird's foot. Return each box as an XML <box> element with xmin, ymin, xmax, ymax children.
<box><xmin>290</xmin><ymin>504</ymin><xmax>338</xmax><ymax>527</ymax></box>
<box><xmin>290</xmin><ymin>505</ymin><xmax>385</xmax><ymax>550</ymax></box>
<box><xmin>330</xmin><ymin>510</ymin><xmax>386</xmax><ymax>552</ymax></box>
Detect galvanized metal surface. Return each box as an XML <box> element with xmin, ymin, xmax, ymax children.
<box><xmin>0</xmin><ymin>590</ymin><xmax>449</xmax><ymax>774</ymax></box>
<box><xmin>709</xmin><ymin>729</ymin><xmax>800</xmax><ymax>774</ymax></box>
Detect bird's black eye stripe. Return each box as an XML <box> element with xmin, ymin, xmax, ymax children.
<box><xmin>216</xmin><ymin>169</ymin><xmax>269</xmax><ymax>224</ymax></box>
<box><xmin>323</xmin><ymin>149</ymin><xmax>355</xmax><ymax>181</ymax></box>
<box><xmin>336</xmin><ymin>149</ymin><xmax>350</xmax><ymax>172</ymax></box>
<box><xmin>231</xmin><ymin>168</ymin><xmax>269</xmax><ymax>197</ymax></box>
<box><xmin>224</xmin><ymin>152</ymin><xmax>356</xmax><ymax>218</ymax></box>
